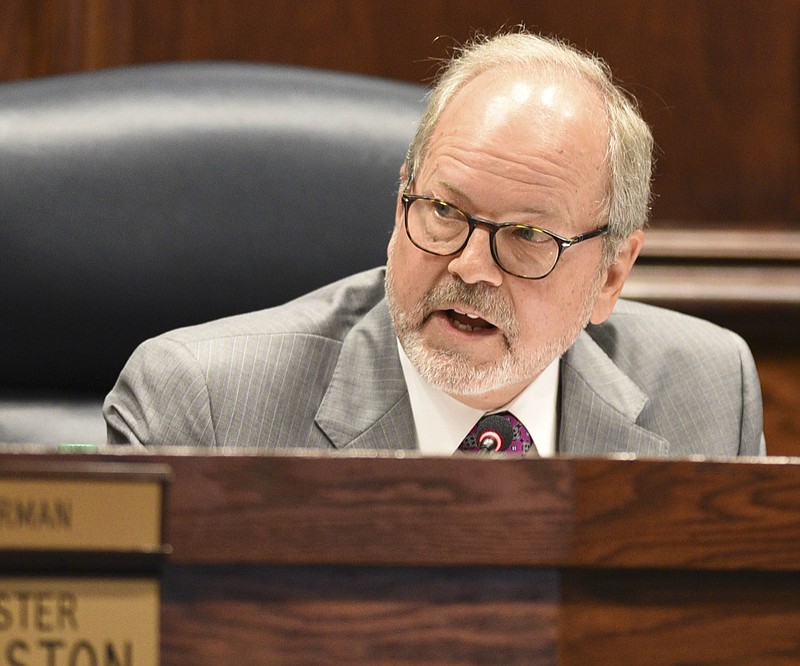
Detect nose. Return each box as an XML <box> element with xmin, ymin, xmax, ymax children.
<box><xmin>447</xmin><ymin>226</ymin><xmax>504</xmax><ymax>287</ymax></box>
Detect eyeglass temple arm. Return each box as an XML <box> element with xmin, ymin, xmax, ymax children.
<box><xmin>562</xmin><ymin>225</ymin><xmax>609</xmax><ymax>247</ymax></box>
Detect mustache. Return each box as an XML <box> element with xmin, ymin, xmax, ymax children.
<box><xmin>419</xmin><ymin>278</ymin><xmax>518</xmax><ymax>335</ymax></box>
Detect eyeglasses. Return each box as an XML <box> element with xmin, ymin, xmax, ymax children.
<box><xmin>401</xmin><ymin>190</ymin><xmax>609</xmax><ymax>280</ymax></box>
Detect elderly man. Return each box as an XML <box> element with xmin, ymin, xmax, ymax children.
<box><xmin>104</xmin><ymin>31</ymin><xmax>765</xmax><ymax>457</ymax></box>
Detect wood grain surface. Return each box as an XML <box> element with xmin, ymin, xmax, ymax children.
<box><xmin>4</xmin><ymin>451</ymin><xmax>800</xmax><ymax>663</ymax></box>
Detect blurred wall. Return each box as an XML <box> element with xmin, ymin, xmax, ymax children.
<box><xmin>3</xmin><ymin>0</ymin><xmax>799</xmax><ymax>230</ymax></box>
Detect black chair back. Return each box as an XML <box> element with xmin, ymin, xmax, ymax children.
<box><xmin>0</xmin><ymin>62</ymin><xmax>425</xmax><ymax>443</ymax></box>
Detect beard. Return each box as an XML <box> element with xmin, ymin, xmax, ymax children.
<box><xmin>385</xmin><ymin>249</ymin><xmax>602</xmax><ymax>399</ymax></box>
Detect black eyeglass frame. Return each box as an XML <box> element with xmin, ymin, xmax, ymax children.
<box><xmin>400</xmin><ymin>189</ymin><xmax>610</xmax><ymax>280</ymax></box>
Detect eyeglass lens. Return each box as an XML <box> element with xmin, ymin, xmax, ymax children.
<box><xmin>406</xmin><ymin>197</ymin><xmax>560</xmax><ymax>278</ymax></box>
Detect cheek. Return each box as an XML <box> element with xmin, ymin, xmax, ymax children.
<box><xmin>387</xmin><ymin>229</ymin><xmax>425</xmax><ymax>307</ymax></box>
<box><xmin>389</xmin><ymin>229</ymin><xmax>445</xmax><ymax>289</ymax></box>
<box><xmin>509</xmin><ymin>278</ymin><xmax>588</xmax><ymax>339</ymax></box>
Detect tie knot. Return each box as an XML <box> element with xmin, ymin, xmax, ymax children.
<box><xmin>458</xmin><ymin>411</ymin><xmax>536</xmax><ymax>455</ymax></box>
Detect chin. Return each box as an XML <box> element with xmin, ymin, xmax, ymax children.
<box><xmin>402</xmin><ymin>322</ymin><xmax>579</xmax><ymax>399</ymax></box>
<box><xmin>403</xmin><ymin>335</ymin><xmax>524</xmax><ymax>397</ymax></box>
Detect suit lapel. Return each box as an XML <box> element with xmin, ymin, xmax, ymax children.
<box><xmin>315</xmin><ymin>300</ymin><xmax>417</xmax><ymax>451</ymax></box>
<box><xmin>559</xmin><ymin>330</ymin><xmax>670</xmax><ymax>456</ymax></box>
<box><xmin>316</xmin><ymin>303</ymin><xmax>670</xmax><ymax>456</ymax></box>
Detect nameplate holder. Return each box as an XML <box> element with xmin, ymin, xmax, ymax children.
<box><xmin>0</xmin><ymin>576</ymin><xmax>160</xmax><ymax>666</ymax></box>
<box><xmin>0</xmin><ymin>460</ymin><xmax>169</xmax><ymax>663</ymax></box>
<box><xmin>0</xmin><ymin>461</ymin><xmax>170</xmax><ymax>573</ymax></box>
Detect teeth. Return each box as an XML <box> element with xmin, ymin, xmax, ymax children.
<box><xmin>454</xmin><ymin>309</ymin><xmax>480</xmax><ymax>319</ymax></box>
<box><xmin>451</xmin><ymin>319</ymin><xmax>478</xmax><ymax>332</ymax></box>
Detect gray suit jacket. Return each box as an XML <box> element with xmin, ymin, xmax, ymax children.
<box><xmin>104</xmin><ymin>267</ymin><xmax>765</xmax><ymax>457</ymax></box>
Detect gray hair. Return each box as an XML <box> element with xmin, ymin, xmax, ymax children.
<box><xmin>406</xmin><ymin>31</ymin><xmax>654</xmax><ymax>264</ymax></box>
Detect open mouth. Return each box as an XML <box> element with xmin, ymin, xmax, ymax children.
<box><xmin>444</xmin><ymin>308</ymin><xmax>497</xmax><ymax>333</ymax></box>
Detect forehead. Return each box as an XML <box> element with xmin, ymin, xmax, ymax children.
<box><xmin>414</xmin><ymin>67</ymin><xmax>609</xmax><ymax>227</ymax></box>
<box><xmin>424</xmin><ymin>66</ymin><xmax>609</xmax><ymax>177</ymax></box>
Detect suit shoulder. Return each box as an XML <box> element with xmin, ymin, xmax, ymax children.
<box><xmin>577</xmin><ymin>300</ymin><xmax>763</xmax><ymax>458</ymax></box>
<box><xmin>587</xmin><ymin>298</ymin><xmax>754</xmax><ymax>376</ymax></box>
<box><xmin>598</xmin><ymin>298</ymin><xmax>745</xmax><ymax>347</ymax></box>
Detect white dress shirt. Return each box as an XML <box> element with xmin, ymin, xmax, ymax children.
<box><xmin>397</xmin><ymin>341</ymin><xmax>560</xmax><ymax>456</ymax></box>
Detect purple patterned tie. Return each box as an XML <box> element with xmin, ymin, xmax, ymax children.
<box><xmin>457</xmin><ymin>411</ymin><xmax>537</xmax><ymax>456</ymax></box>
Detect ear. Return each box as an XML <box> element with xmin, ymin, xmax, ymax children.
<box><xmin>398</xmin><ymin>161</ymin><xmax>413</xmax><ymax>193</ymax></box>
<box><xmin>392</xmin><ymin>162</ymin><xmax>412</xmax><ymax>239</ymax></box>
<box><xmin>589</xmin><ymin>230</ymin><xmax>644</xmax><ymax>324</ymax></box>
<box><xmin>394</xmin><ymin>162</ymin><xmax>408</xmax><ymax>220</ymax></box>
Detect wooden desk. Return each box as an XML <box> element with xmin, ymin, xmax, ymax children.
<box><xmin>7</xmin><ymin>452</ymin><xmax>797</xmax><ymax>664</ymax></box>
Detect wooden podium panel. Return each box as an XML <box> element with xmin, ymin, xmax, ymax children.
<box><xmin>3</xmin><ymin>452</ymin><xmax>800</xmax><ymax>664</ymax></box>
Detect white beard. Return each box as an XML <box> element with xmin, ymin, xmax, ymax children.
<box><xmin>385</xmin><ymin>256</ymin><xmax>602</xmax><ymax>398</ymax></box>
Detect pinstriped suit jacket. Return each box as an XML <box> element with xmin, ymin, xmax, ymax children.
<box><xmin>103</xmin><ymin>267</ymin><xmax>766</xmax><ymax>457</ymax></box>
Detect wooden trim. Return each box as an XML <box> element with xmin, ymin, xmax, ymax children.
<box><xmin>642</xmin><ymin>227</ymin><xmax>800</xmax><ymax>261</ymax></box>
<box><xmin>624</xmin><ymin>265</ymin><xmax>800</xmax><ymax>306</ymax></box>
<box><xmin>625</xmin><ymin>227</ymin><xmax>800</xmax><ymax>314</ymax></box>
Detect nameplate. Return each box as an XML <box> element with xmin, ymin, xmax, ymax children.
<box><xmin>0</xmin><ymin>577</ymin><xmax>159</xmax><ymax>666</ymax></box>
<box><xmin>0</xmin><ymin>463</ymin><xmax>168</xmax><ymax>553</ymax></box>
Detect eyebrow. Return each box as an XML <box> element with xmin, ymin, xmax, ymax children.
<box><xmin>436</xmin><ymin>180</ymin><xmax>555</xmax><ymax>220</ymax></box>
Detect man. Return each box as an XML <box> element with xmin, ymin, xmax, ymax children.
<box><xmin>104</xmin><ymin>31</ymin><xmax>765</xmax><ymax>457</ymax></box>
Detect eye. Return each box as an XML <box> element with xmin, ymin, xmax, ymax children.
<box><xmin>511</xmin><ymin>226</ymin><xmax>550</xmax><ymax>244</ymax></box>
<box><xmin>431</xmin><ymin>200</ymin><xmax>462</xmax><ymax>220</ymax></box>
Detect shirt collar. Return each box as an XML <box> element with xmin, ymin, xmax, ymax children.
<box><xmin>397</xmin><ymin>340</ymin><xmax>560</xmax><ymax>456</ymax></box>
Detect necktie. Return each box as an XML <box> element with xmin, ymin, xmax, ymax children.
<box><xmin>457</xmin><ymin>411</ymin><xmax>537</xmax><ymax>456</ymax></box>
